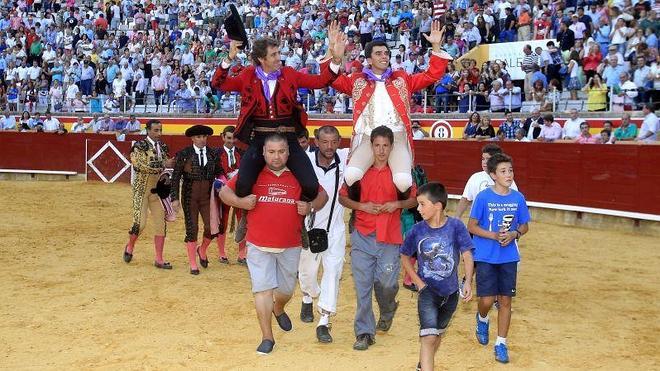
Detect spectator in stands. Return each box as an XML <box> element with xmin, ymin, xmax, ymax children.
<box><xmin>563</xmin><ymin>109</ymin><xmax>586</xmax><ymax>140</ymax></box>
<box><xmin>70</xmin><ymin>117</ymin><xmax>89</xmax><ymax>133</ymax></box>
<box><xmin>0</xmin><ymin>111</ymin><xmax>16</xmax><ymax>131</ymax></box>
<box><xmin>613</xmin><ymin>113</ymin><xmax>638</xmax><ymax>141</ymax></box>
<box><xmin>41</xmin><ymin>112</ymin><xmax>60</xmax><ymax>133</ymax></box>
<box><xmin>537</xmin><ymin>114</ymin><xmax>562</xmax><ymax>142</ymax></box>
<box><xmin>636</xmin><ymin>103</ymin><xmax>659</xmax><ymax>142</ymax></box>
<box><xmin>613</xmin><ymin>72</ymin><xmax>638</xmax><ymax>111</ymax></box>
<box><xmin>569</xmin><ymin>14</ymin><xmax>587</xmax><ymax>41</ymax></box>
<box><xmin>175</xmin><ymin>82</ymin><xmax>195</xmax><ymax>113</ymax></box>
<box><xmin>96</xmin><ymin>114</ymin><xmax>115</xmax><ymax>134</ymax></box>
<box><xmin>566</xmin><ymin>51</ymin><xmax>583</xmax><ymax>100</ymax></box>
<box><xmin>632</xmin><ymin>56</ymin><xmax>652</xmax><ymax>104</ymax></box>
<box><xmin>499</xmin><ymin>110</ymin><xmax>521</xmax><ymax>140</ymax></box>
<box><xmin>18</xmin><ymin>111</ymin><xmax>36</xmax><ymax>132</ymax></box>
<box><xmin>521</xmin><ymin>45</ymin><xmax>536</xmax><ymax>100</ymax></box>
<box><xmin>575</xmin><ymin>122</ymin><xmax>599</xmax><ymax>144</ymax></box>
<box><xmin>463</xmin><ymin>112</ymin><xmax>481</xmax><ymax>139</ymax></box>
<box><xmin>412</xmin><ymin>121</ymin><xmax>429</xmax><ymax>139</ymax></box>
<box><xmin>582</xmin><ymin>74</ymin><xmax>608</xmax><ymax>112</ymax></box>
<box><xmin>515</xmin><ymin>128</ymin><xmax>530</xmax><ymax>142</ymax></box>
<box><xmin>582</xmin><ymin>44</ymin><xmax>602</xmax><ymax>81</ymax></box>
<box><xmin>522</xmin><ymin>108</ymin><xmax>543</xmax><ymax>140</ymax></box>
<box><xmin>434</xmin><ymin>65</ymin><xmax>456</xmax><ymax>113</ymax></box>
<box><xmin>473</xmin><ymin>82</ymin><xmax>490</xmax><ymax>112</ymax></box>
<box><xmin>488</xmin><ymin>80</ymin><xmax>504</xmax><ymax>113</ymax></box>
<box><xmin>475</xmin><ymin>116</ymin><xmax>496</xmax><ymax>140</ymax></box>
<box><xmin>502</xmin><ymin>80</ymin><xmax>522</xmax><ymax>112</ymax></box>
<box><xmin>557</xmin><ymin>21</ymin><xmax>576</xmax><ymax>54</ymax></box>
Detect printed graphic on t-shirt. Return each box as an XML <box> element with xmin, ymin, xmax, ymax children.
<box><xmin>486</xmin><ymin>202</ymin><xmax>519</xmax><ymax>233</ymax></box>
<box><xmin>257</xmin><ymin>182</ymin><xmax>297</xmax><ymax>205</ymax></box>
<box><xmin>418</xmin><ymin>237</ymin><xmax>455</xmax><ymax>280</ymax></box>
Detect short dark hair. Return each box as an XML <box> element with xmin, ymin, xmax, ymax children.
<box><xmin>543</xmin><ymin>114</ymin><xmax>554</xmax><ymax>122</ymax></box>
<box><xmin>364</xmin><ymin>40</ymin><xmax>389</xmax><ymax>59</ymax></box>
<box><xmin>251</xmin><ymin>38</ymin><xmax>280</xmax><ymax>66</ymax></box>
<box><xmin>264</xmin><ymin>133</ymin><xmax>288</xmax><ymax>145</ymax></box>
<box><xmin>482</xmin><ymin>143</ymin><xmax>503</xmax><ymax>156</ymax></box>
<box><xmin>370</xmin><ymin>125</ymin><xmax>394</xmax><ymax>144</ymax></box>
<box><xmin>487</xmin><ymin>153</ymin><xmax>513</xmax><ymax>174</ymax></box>
<box><xmin>316</xmin><ymin>125</ymin><xmax>341</xmax><ymax>139</ymax></box>
<box><xmin>297</xmin><ymin>128</ymin><xmax>310</xmax><ymax>139</ymax></box>
<box><xmin>146</xmin><ymin>119</ymin><xmax>161</xmax><ymax>130</ymax></box>
<box><xmin>418</xmin><ymin>182</ymin><xmax>448</xmax><ymax>210</ymax></box>
<box><xmin>222</xmin><ymin>125</ymin><xmax>235</xmax><ymax>135</ymax></box>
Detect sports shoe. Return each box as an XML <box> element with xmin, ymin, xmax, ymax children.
<box><xmin>352</xmin><ymin>334</ymin><xmax>375</xmax><ymax>351</ymax></box>
<box><xmin>274</xmin><ymin>311</ymin><xmax>292</xmax><ymax>332</ymax></box>
<box><xmin>234</xmin><ymin>216</ymin><xmax>247</xmax><ymax>243</ymax></box>
<box><xmin>300</xmin><ymin>302</ymin><xmax>314</xmax><ymax>323</ymax></box>
<box><xmin>237</xmin><ymin>258</ymin><xmax>247</xmax><ymax>266</ymax></box>
<box><xmin>316</xmin><ymin>325</ymin><xmax>332</xmax><ymax>343</ymax></box>
<box><xmin>494</xmin><ymin>343</ymin><xmax>509</xmax><ymax>363</ymax></box>
<box><xmin>256</xmin><ymin>339</ymin><xmax>275</xmax><ymax>355</ymax></box>
<box><xmin>475</xmin><ymin>313</ymin><xmax>489</xmax><ymax>345</ymax></box>
<box><xmin>377</xmin><ymin>302</ymin><xmax>398</xmax><ymax>332</ymax></box>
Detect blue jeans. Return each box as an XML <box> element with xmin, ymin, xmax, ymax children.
<box><xmin>418</xmin><ymin>289</ymin><xmax>459</xmax><ymax>336</ymax></box>
<box><xmin>350</xmin><ymin>231</ymin><xmax>400</xmax><ymax>337</ymax></box>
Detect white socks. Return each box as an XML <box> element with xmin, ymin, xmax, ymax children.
<box><xmin>318</xmin><ymin>313</ymin><xmax>330</xmax><ymax>327</ymax></box>
<box><xmin>302</xmin><ymin>295</ymin><xmax>313</xmax><ymax>304</ymax></box>
<box><xmin>495</xmin><ymin>336</ymin><xmax>507</xmax><ymax>346</ymax></box>
<box><xmin>478</xmin><ymin>313</ymin><xmax>489</xmax><ymax>323</ymax></box>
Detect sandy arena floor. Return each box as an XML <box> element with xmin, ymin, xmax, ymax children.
<box><xmin>0</xmin><ymin>181</ymin><xmax>658</xmax><ymax>370</ymax></box>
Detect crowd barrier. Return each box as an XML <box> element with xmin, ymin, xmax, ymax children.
<box><xmin>1</xmin><ymin>132</ymin><xmax>659</xmax><ymax>218</ymax></box>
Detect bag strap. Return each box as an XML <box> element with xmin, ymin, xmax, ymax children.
<box><xmin>325</xmin><ymin>153</ymin><xmax>341</xmax><ymax>232</ymax></box>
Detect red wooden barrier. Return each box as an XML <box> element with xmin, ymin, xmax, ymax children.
<box><xmin>1</xmin><ymin>132</ymin><xmax>659</xmax><ymax>215</ymax></box>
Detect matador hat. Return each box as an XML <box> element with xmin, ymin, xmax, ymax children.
<box><xmin>224</xmin><ymin>4</ymin><xmax>249</xmax><ymax>50</ymax></box>
<box><xmin>185</xmin><ymin>125</ymin><xmax>214</xmax><ymax>137</ymax></box>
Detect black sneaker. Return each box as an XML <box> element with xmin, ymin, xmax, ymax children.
<box><xmin>234</xmin><ymin>216</ymin><xmax>247</xmax><ymax>243</ymax></box>
<box><xmin>300</xmin><ymin>302</ymin><xmax>314</xmax><ymax>323</ymax></box>
<box><xmin>274</xmin><ymin>311</ymin><xmax>292</xmax><ymax>331</ymax></box>
<box><xmin>403</xmin><ymin>283</ymin><xmax>418</xmax><ymax>292</ymax></box>
<box><xmin>352</xmin><ymin>334</ymin><xmax>375</xmax><ymax>351</ymax></box>
<box><xmin>377</xmin><ymin>302</ymin><xmax>399</xmax><ymax>332</ymax></box>
<box><xmin>316</xmin><ymin>325</ymin><xmax>332</xmax><ymax>343</ymax></box>
<box><xmin>256</xmin><ymin>339</ymin><xmax>275</xmax><ymax>355</ymax></box>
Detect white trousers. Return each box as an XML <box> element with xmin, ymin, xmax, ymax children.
<box><xmin>298</xmin><ymin>229</ymin><xmax>347</xmax><ymax>315</ymax></box>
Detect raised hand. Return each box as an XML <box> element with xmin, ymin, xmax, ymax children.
<box><xmin>328</xmin><ymin>20</ymin><xmax>347</xmax><ymax>62</ymax></box>
<box><xmin>423</xmin><ymin>21</ymin><xmax>446</xmax><ymax>48</ymax></box>
<box><xmin>228</xmin><ymin>40</ymin><xmax>243</xmax><ymax>61</ymax></box>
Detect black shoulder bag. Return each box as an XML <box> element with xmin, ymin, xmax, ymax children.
<box><xmin>307</xmin><ymin>154</ymin><xmax>341</xmax><ymax>254</ymax></box>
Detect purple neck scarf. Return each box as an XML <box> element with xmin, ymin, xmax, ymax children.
<box><xmin>255</xmin><ymin>66</ymin><xmax>282</xmax><ymax>102</ymax></box>
<box><xmin>363</xmin><ymin>67</ymin><xmax>393</xmax><ymax>82</ymax></box>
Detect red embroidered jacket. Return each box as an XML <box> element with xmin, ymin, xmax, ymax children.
<box><xmin>211</xmin><ymin>59</ymin><xmax>337</xmax><ymax>143</ymax></box>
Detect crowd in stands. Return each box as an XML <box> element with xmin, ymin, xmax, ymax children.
<box><xmin>0</xmin><ymin>0</ymin><xmax>656</xmax><ymax>119</ymax></box>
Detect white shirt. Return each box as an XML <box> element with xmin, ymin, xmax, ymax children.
<box><xmin>1</xmin><ymin>115</ymin><xmax>16</xmax><ymax>130</ymax></box>
<box><xmin>304</xmin><ymin>148</ymin><xmax>349</xmax><ymax>233</ymax></box>
<box><xmin>42</xmin><ymin>118</ymin><xmax>60</xmax><ymax>132</ymax></box>
<box><xmin>562</xmin><ymin>118</ymin><xmax>585</xmax><ymax>139</ymax></box>
<box><xmin>224</xmin><ymin>145</ymin><xmax>239</xmax><ymax>178</ymax></box>
<box><xmin>193</xmin><ymin>145</ymin><xmax>208</xmax><ymax>166</ymax></box>
<box><xmin>71</xmin><ymin>121</ymin><xmax>88</xmax><ymax>133</ymax></box>
<box><xmin>638</xmin><ymin>112</ymin><xmax>659</xmax><ymax>141</ymax></box>
<box><xmin>462</xmin><ymin>170</ymin><xmax>519</xmax><ymax>201</ymax></box>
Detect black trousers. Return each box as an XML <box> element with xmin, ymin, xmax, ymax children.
<box><xmin>236</xmin><ymin>133</ymin><xmax>319</xmax><ymax>201</ymax></box>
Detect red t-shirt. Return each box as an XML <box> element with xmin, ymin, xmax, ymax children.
<box><xmin>227</xmin><ymin>169</ymin><xmax>304</xmax><ymax>248</ymax></box>
<box><xmin>340</xmin><ymin>165</ymin><xmax>416</xmax><ymax>245</ymax></box>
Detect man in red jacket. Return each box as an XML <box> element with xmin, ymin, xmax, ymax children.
<box><xmin>211</xmin><ymin>21</ymin><xmax>345</xmax><ymax>241</ymax></box>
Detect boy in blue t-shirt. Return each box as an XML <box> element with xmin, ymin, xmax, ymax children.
<box><xmin>401</xmin><ymin>182</ymin><xmax>474</xmax><ymax>371</ymax></box>
<box><xmin>468</xmin><ymin>153</ymin><xmax>530</xmax><ymax>364</ymax></box>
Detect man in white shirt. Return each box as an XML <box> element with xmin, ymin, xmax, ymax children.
<box><xmin>562</xmin><ymin>108</ymin><xmax>586</xmax><ymax>140</ymax></box>
<box><xmin>0</xmin><ymin>112</ymin><xmax>16</xmax><ymax>130</ymax></box>
<box><xmin>402</xmin><ymin>53</ymin><xmax>417</xmax><ymax>74</ymax></box>
<box><xmin>42</xmin><ymin>112</ymin><xmax>61</xmax><ymax>133</ymax></box>
<box><xmin>636</xmin><ymin>103</ymin><xmax>659</xmax><ymax>142</ymax></box>
<box><xmin>454</xmin><ymin>143</ymin><xmax>519</xmax><ymax>219</ymax></box>
<box><xmin>298</xmin><ymin>125</ymin><xmax>349</xmax><ymax>344</ymax></box>
<box><xmin>569</xmin><ymin>14</ymin><xmax>587</xmax><ymax>40</ymax></box>
<box><xmin>617</xmin><ymin>72</ymin><xmax>639</xmax><ymax>110</ymax></box>
<box><xmin>391</xmin><ymin>54</ymin><xmax>404</xmax><ymax>71</ymax></box>
<box><xmin>27</xmin><ymin>60</ymin><xmax>41</xmax><ymax>80</ymax></box>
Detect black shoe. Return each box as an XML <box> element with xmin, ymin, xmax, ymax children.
<box><xmin>234</xmin><ymin>216</ymin><xmax>247</xmax><ymax>243</ymax></box>
<box><xmin>300</xmin><ymin>302</ymin><xmax>314</xmax><ymax>323</ymax></box>
<box><xmin>377</xmin><ymin>302</ymin><xmax>399</xmax><ymax>332</ymax></box>
<box><xmin>237</xmin><ymin>258</ymin><xmax>247</xmax><ymax>266</ymax></box>
<box><xmin>403</xmin><ymin>283</ymin><xmax>418</xmax><ymax>292</ymax></box>
<box><xmin>256</xmin><ymin>339</ymin><xmax>275</xmax><ymax>355</ymax></box>
<box><xmin>197</xmin><ymin>247</ymin><xmax>208</xmax><ymax>268</ymax></box>
<box><xmin>316</xmin><ymin>325</ymin><xmax>332</xmax><ymax>343</ymax></box>
<box><xmin>154</xmin><ymin>261</ymin><xmax>172</xmax><ymax>270</ymax></box>
<box><xmin>353</xmin><ymin>333</ymin><xmax>374</xmax><ymax>351</ymax></box>
<box><xmin>190</xmin><ymin>269</ymin><xmax>200</xmax><ymax>275</ymax></box>
<box><xmin>274</xmin><ymin>311</ymin><xmax>292</xmax><ymax>331</ymax></box>
<box><xmin>123</xmin><ymin>246</ymin><xmax>132</xmax><ymax>263</ymax></box>
<box><xmin>219</xmin><ymin>257</ymin><xmax>229</xmax><ymax>264</ymax></box>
